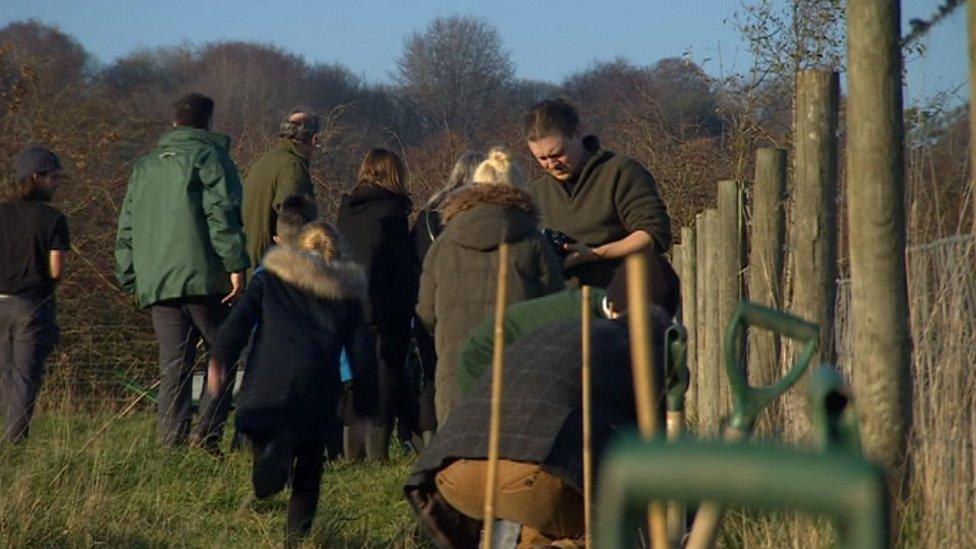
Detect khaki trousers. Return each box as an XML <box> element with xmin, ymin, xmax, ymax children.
<box><xmin>435</xmin><ymin>459</ymin><xmax>584</xmax><ymax>548</ymax></box>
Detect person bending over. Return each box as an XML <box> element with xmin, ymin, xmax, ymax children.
<box><xmin>405</xmin><ymin>295</ymin><xmax>669</xmax><ymax>548</ymax></box>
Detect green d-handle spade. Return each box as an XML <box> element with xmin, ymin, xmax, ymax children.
<box><xmin>724</xmin><ymin>301</ymin><xmax>819</xmax><ymax>435</ymax></box>
<box><xmin>664</xmin><ymin>323</ymin><xmax>690</xmax><ymax>414</ymax></box>
<box><xmin>684</xmin><ymin>301</ymin><xmax>819</xmax><ymax>549</ymax></box>
<box><xmin>807</xmin><ymin>365</ymin><xmax>861</xmax><ymax>454</ymax></box>
<box><xmin>596</xmin><ymin>437</ymin><xmax>889</xmax><ymax>549</ymax></box>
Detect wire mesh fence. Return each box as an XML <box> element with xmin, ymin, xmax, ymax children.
<box><xmin>834</xmin><ymin>233</ymin><xmax>976</xmax><ymax>547</ymax></box>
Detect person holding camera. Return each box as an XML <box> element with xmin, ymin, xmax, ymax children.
<box><xmin>525</xmin><ymin>98</ymin><xmax>673</xmax><ymax>289</ymax></box>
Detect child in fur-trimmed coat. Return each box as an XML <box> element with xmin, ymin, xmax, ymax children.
<box><xmin>214</xmin><ymin>220</ymin><xmax>377</xmax><ymax>542</ymax></box>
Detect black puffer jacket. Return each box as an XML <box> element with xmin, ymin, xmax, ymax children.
<box><xmin>214</xmin><ymin>246</ymin><xmax>378</xmax><ymax>441</ymax></box>
<box><xmin>337</xmin><ymin>184</ymin><xmax>419</xmax><ymax>325</ymax></box>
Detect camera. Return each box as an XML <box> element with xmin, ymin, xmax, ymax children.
<box><xmin>541</xmin><ymin>228</ymin><xmax>576</xmax><ymax>257</ymax></box>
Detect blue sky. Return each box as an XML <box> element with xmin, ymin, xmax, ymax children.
<box><xmin>3</xmin><ymin>0</ymin><xmax>968</xmax><ymax>106</ymax></box>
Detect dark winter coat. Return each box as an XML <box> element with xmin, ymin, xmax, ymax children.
<box><xmin>529</xmin><ymin>135</ymin><xmax>672</xmax><ymax>288</ymax></box>
<box><xmin>410</xmin><ymin>208</ymin><xmax>443</xmax><ymax>264</ymax></box>
<box><xmin>404</xmin><ymin>316</ymin><xmax>667</xmax><ymax>547</ymax></box>
<box><xmin>415</xmin><ymin>184</ymin><xmax>565</xmax><ymax>422</ymax></box>
<box><xmin>410</xmin><ymin>207</ymin><xmax>444</xmax><ymax>431</ymax></box>
<box><xmin>214</xmin><ymin>246</ymin><xmax>377</xmax><ymax>441</ymax></box>
<box><xmin>337</xmin><ymin>184</ymin><xmax>419</xmax><ymax>325</ymax></box>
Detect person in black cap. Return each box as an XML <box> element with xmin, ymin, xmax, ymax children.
<box><xmin>0</xmin><ymin>145</ymin><xmax>68</xmax><ymax>444</ymax></box>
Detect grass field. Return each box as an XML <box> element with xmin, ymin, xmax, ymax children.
<box><xmin>0</xmin><ymin>407</ymin><xmax>430</xmax><ymax>548</ymax></box>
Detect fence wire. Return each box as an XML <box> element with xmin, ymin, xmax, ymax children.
<box><xmin>835</xmin><ymin>233</ymin><xmax>976</xmax><ymax>547</ymax></box>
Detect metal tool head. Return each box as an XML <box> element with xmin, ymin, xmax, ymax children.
<box><xmin>664</xmin><ymin>323</ymin><xmax>690</xmax><ymax>412</ymax></box>
<box><xmin>724</xmin><ymin>301</ymin><xmax>819</xmax><ymax>432</ymax></box>
<box><xmin>807</xmin><ymin>365</ymin><xmax>861</xmax><ymax>453</ymax></box>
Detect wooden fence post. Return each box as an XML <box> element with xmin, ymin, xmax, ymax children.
<box><xmin>845</xmin><ymin>0</ymin><xmax>912</xmax><ymax>470</ymax></box>
<box><xmin>786</xmin><ymin>69</ymin><xmax>840</xmax><ymax>441</ymax></box>
<box><xmin>749</xmin><ymin>148</ymin><xmax>787</xmax><ymax>435</ymax></box>
<box><xmin>680</xmin><ymin>226</ymin><xmax>698</xmax><ymax>423</ymax></box>
<box><xmin>717</xmin><ymin>180</ymin><xmax>744</xmax><ymax>414</ymax></box>
<box><xmin>970</xmin><ymin>0</ymin><xmax>976</xmax><ymax>233</ymax></box>
<box><xmin>695</xmin><ymin>213</ymin><xmax>708</xmax><ymax>432</ymax></box>
<box><xmin>701</xmin><ymin>208</ymin><xmax>721</xmax><ymax>436</ymax></box>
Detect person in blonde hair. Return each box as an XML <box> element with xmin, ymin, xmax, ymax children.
<box><xmin>214</xmin><ymin>219</ymin><xmax>377</xmax><ymax>543</ymax></box>
<box><xmin>471</xmin><ymin>146</ymin><xmax>528</xmax><ymax>188</ymax></box>
<box><xmin>416</xmin><ymin>147</ymin><xmax>565</xmax><ymax>422</ymax></box>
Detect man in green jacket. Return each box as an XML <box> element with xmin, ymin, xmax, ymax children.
<box><xmin>241</xmin><ymin>109</ymin><xmax>319</xmax><ymax>271</ymax></box>
<box><xmin>525</xmin><ymin>98</ymin><xmax>673</xmax><ymax>288</ymax></box>
<box><xmin>115</xmin><ymin>93</ymin><xmax>250</xmax><ymax>452</ymax></box>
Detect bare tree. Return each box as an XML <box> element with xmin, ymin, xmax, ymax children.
<box><xmin>395</xmin><ymin>15</ymin><xmax>514</xmax><ymax>138</ymax></box>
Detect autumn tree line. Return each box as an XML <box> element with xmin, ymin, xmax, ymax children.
<box><xmin>0</xmin><ymin>10</ymin><xmax>968</xmax><ymax>399</ymax></box>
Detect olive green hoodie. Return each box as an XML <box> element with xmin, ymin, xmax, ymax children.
<box><xmin>241</xmin><ymin>139</ymin><xmax>313</xmax><ymax>267</ymax></box>
<box><xmin>529</xmin><ymin>135</ymin><xmax>672</xmax><ymax>288</ymax></box>
<box><xmin>115</xmin><ymin>126</ymin><xmax>250</xmax><ymax>307</ymax></box>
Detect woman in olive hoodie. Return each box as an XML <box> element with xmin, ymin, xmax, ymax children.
<box><xmin>416</xmin><ymin>147</ymin><xmax>564</xmax><ymax>423</ymax></box>
<box><xmin>337</xmin><ymin>148</ymin><xmax>420</xmax><ymax>459</ymax></box>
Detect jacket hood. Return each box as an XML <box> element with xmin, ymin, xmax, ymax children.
<box><xmin>262</xmin><ymin>246</ymin><xmax>366</xmax><ymax>300</ymax></box>
<box><xmin>440</xmin><ymin>184</ymin><xmax>538</xmax><ymax>251</ymax></box>
<box><xmin>341</xmin><ymin>183</ymin><xmax>412</xmax><ymax>215</ymax></box>
<box><xmin>158</xmin><ymin>126</ymin><xmax>231</xmax><ymax>152</ymax></box>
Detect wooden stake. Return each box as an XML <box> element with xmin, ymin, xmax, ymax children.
<box><xmin>716</xmin><ymin>181</ymin><xmax>744</xmax><ymax>414</ymax></box>
<box><xmin>970</xmin><ymin>0</ymin><xmax>976</xmax><ymax>233</ymax></box>
<box><xmin>701</xmin><ymin>209</ymin><xmax>720</xmax><ymax>437</ymax></box>
<box><xmin>625</xmin><ymin>253</ymin><xmax>669</xmax><ymax>548</ymax></box>
<box><xmin>680</xmin><ymin>226</ymin><xmax>698</xmax><ymax>424</ymax></box>
<box><xmin>482</xmin><ymin>242</ymin><xmax>510</xmax><ymax>548</ymax></box>
<box><xmin>749</xmin><ymin>148</ymin><xmax>787</xmax><ymax>435</ymax></box>
<box><xmin>581</xmin><ymin>285</ymin><xmax>593</xmax><ymax>549</ymax></box>
<box><xmin>788</xmin><ymin>70</ymin><xmax>840</xmax><ymax>442</ymax></box>
<box><xmin>846</xmin><ymin>0</ymin><xmax>912</xmax><ymax>471</ymax></box>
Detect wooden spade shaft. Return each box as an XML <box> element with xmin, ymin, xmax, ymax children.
<box><xmin>482</xmin><ymin>242</ymin><xmax>511</xmax><ymax>548</ymax></box>
<box><xmin>625</xmin><ymin>253</ymin><xmax>669</xmax><ymax>548</ymax></box>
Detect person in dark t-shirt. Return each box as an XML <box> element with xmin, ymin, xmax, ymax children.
<box><xmin>0</xmin><ymin>145</ymin><xmax>69</xmax><ymax>444</ymax></box>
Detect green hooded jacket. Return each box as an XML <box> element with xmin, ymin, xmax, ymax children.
<box><xmin>415</xmin><ymin>183</ymin><xmax>565</xmax><ymax>423</ymax></box>
<box><xmin>115</xmin><ymin>126</ymin><xmax>251</xmax><ymax>307</ymax></box>
<box><xmin>241</xmin><ymin>140</ymin><xmax>313</xmax><ymax>267</ymax></box>
<box><xmin>456</xmin><ymin>286</ymin><xmax>607</xmax><ymax>395</ymax></box>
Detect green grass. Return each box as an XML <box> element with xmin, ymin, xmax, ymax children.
<box><xmin>0</xmin><ymin>409</ymin><xmax>430</xmax><ymax>548</ymax></box>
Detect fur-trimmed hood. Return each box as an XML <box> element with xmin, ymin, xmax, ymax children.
<box><xmin>441</xmin><ymin>183</ymin><xmax>536</xmax><ymax>223</ymax></box>
<box><xmin>262</xmin><ymin>246</ymin><xmax>366</xmax><ymax>300</ymax></box>
<box><xmin>439</xmin><ymin>184</ymin><xmax>539</xmax><ymax>252</ymax></box>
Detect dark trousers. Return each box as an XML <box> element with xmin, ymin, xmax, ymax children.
<box><xmin>0</xmin><ymin>294</ymin><xmax>58</xmax><ymax>445</ymax></box>
<box><xmin>250</xmin><ymin>434</ymin><xmax>326</xmax><ymax>542</ymax></box>
<box><xmin>344</xmin><ymin>321</ymin><xmax>414</xmax><ymax>460</ymax></box>
<box><xmin>150</xmin><ymin>296</ymin><xmax>234</xmax><ymax>448</ymax></box>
